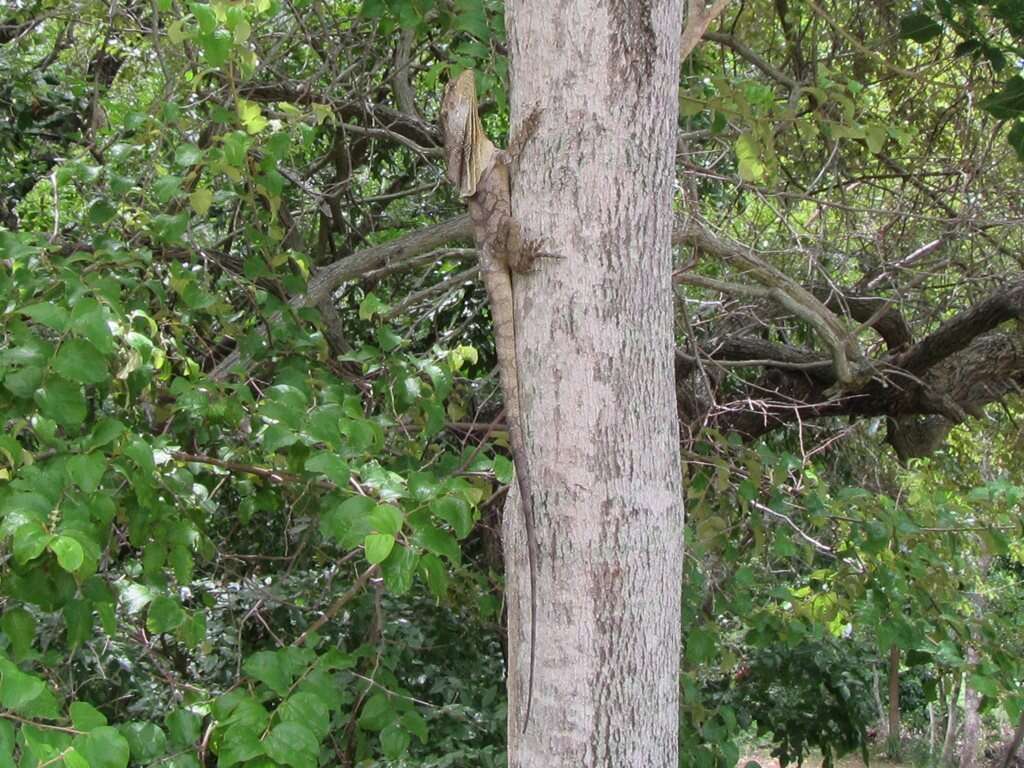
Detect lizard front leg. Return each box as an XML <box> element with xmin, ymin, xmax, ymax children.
<box><xmin>497</xmin><ymin>215</ymin><xmax>548</xmax><ymax>274</ymax></box>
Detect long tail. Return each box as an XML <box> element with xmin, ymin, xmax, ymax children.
<box><xmin>516</xmin><ymin>465</ymin><xmax>537</xmax><ymax>734</ymax></box>
<box><xmin>483</xmin><ymin>266</ymin><xmax>538</xmax><ymax>734</ymax></box>
<box><xmin>504</xmin><ymin>398</ymin><xmax>536</xmax><ymax>733</ymax></box>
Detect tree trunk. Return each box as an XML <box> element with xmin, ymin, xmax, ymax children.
<box><xmin>503</xmin><ymin>2</ymin><xmax>684</xmax><ymax>765</ymax></box>
<box><xmin>888</xmin><ymin>645</ymin><xmax>901</xmax><ymax>758</ymax></box>
<box><xmin>960</xmin><ymin>555</ymin><xmax>991</xmax><ymax>768</ymax></box>
<box><xmin>873</xmin><ymin>664</ymin><xmax>889</xmax><ymax>743</ymax></box>
<box><xmin>960</xmin><ymin>648</ymin><xmax>982</xmax><ymax>768</ymax></box>
<box><xmin>942</xmin><ymin>674</ymin><xmax>961</xmax><ymax>767</ymax></box>
<box><xmin>998</xmin><ymin>711</ymin><xmax>1024</xmax><ymax>768</ymax></box>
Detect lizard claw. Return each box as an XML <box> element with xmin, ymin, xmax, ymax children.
<box><xmin>510</xmin><ymin>238</ymin><xmax>560</xmax><ymax>272</ymax></box>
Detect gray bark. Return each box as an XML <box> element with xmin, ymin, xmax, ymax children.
<box><xmin>960</xmin><ymin>555</ymin><xmax>992</xmax><ymax>768</ymax></box>
<box><xmin>998</xmin><ymin>711</ymin><xmax>1024</xmax><ymax>768</ymax></box>
<box><xmin>960</xmin><ymin>648</ymin><xmax>982</xmax><ymax>768</ymax></box>
<box><xmin>873</xmin><ymin>665</ymin><xmax>889</xmax><ymax>742</ymax></box>
<box><xmin>941</xmin><ymin>674</ymin><xmax>961</xmax><ymax>767</ymax></box>
<box><xmin>888</xmin><ymin>645</ymin><xmax>901</xmax><ymax>758</ymax></box>
<box><xmin>503</xmin><ymin>1</ymin><xmax>684</xmax><ymax>764</ymax></box>
<box><xmin>929</xmin><ymin>703</ymin><xmax>937</xmax><ymax>759</ymax></box>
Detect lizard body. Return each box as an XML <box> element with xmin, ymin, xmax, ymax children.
<box><xmin>439</xmin><ymin>70</ymin><xmax>540</xmax><ymax>732</ymax></box>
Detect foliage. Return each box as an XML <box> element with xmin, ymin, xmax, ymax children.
<box><xmin>726</xmin><ymin>637</ymin><xmax>876</xmax><ymax>768</ymax></box>
<box><xmin>1</xmin><ymin>0</ymin><xmax>1023</xmax><ymax>765</ymax></box>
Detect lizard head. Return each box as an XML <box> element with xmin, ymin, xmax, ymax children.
<box><xmin>439</xmin><ymin>69</ymin><xmax>485</xmax><ymax>198</ymax></box>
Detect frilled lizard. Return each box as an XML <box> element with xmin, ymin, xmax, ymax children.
<box><xmin>439</xmin><ymin>69</ymin><xmax>542</xmax><ymax>732</ymax></box>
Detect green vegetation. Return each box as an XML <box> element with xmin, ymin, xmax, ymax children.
<box><xmin>1</xmin><ymin>0</ymin><xmax>1022</xmax><ymax>766</ymax></box>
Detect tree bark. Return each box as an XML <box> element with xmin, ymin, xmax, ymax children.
<box><xmin>888</xmin><ymin>645</ymin><xmax>901</xmax><ymax>758</ymax></box>
<box><xmin>873</xmin><ymin>665</ymin><xmax>889</xmax><ymax>743</ymax></box>
<box><xmin>960</xmin><ymin>554</ymin><xmax>992</xmax><ymax>768</ymax></box>
<box><xmin>998</xmin><ymin>711</ymin><xmax>1024</xmax><ymax>768</ymax></box>
<box><xmin>960</xmin><ymin>648</ymin><xmax>982</xmax><ymax>768</ymax></box>
<box><xmin>941</xmin><ymin>674</ymin><xmax>961</xmax><ymax>767</ymax></box>
<box><xmin>504</xmin><ymin>1</ymin><xmax>684</xmax><ymax>764</ymax></box>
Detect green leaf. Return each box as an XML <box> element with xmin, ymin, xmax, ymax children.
<box><xmin>1008</xmin><ymin>121</ymin><xmax>1024</xmax><ymax>161</ymax></box>
<box><xmin>72</xmin><ymin>726</ymin><xmax>130</xmax><ymax>768</ymax></box>
<box><xmin>420</xmin><ymin>553</ymin><xmax>449</xmax><ymax>599</ymax></box>
<box><xmin>969</xmin><ymin>673</ymin><xmax>999</xmax><ymax>697</ymax></box>
<box><xmin>400</xmin><ymin>710</ymin><xmax>428</xmax><ymax>743</ymax></box>
<box><xmin>237</xmin><ymin>98</ymin><xmax>269</xmax><ymax>135</ymax></box>
<box><xmin>4</xmin><ymin>365</ymin><xmax>43</xmax><ymax>399</ymax></box>
<box><xmin>189</xmin><ymin>188</ymin><xmax>213</xmax><ymax>216</ymax></box>
<box><xmin>243</xmin><ymin>651</ymin><xmax>292</xmax><ymax>696</ymax></box>
<box><xmin>13</xmin><ymin>521</ymin><xmax>52</xmax><ymax>565</ymax></box>
<box><xmin>199</xmin><ymin>30</ymin><xmax>232</xmax><ymax>66</ymax></box>
<box><xmin>153</xmin><ymin>175</ymin><xmax>183</xmax><ymax>203</ymax></box>
<box><xmin>263</xmin><ymin>722</ymin><xmax>319</xmax><ymax>768</ymax></box>
<box><xmin>413</xmin><ymin>525</ymin><xmax>461</xmax><ymax>565</ymax></box>
<box><xmin>147</xmin><ymin>596</ymin><xmax>186</xmax><ymax>633</ymax></box>
<box><xmin>376</xmin><ymin>326</ymin><xmax>403</xmax><ymax>352</ymax></box>
<box><xmin>0</xmin><ymin>659</ymin><xmax>46</xmax><ymax>712</ymax></box>
<box><xmin>899</xmin><ymin>12</ymin><xmax>942</xmax><ymax>43</ymax></box>
<box><xmin>380</xmin><ymin>545</ymin><xmax>417</xmax><ymax>595</ymax></box>
<box><xmin>276</xmin><ymin>692</ymin><xmax>330</xmax><ymax>741</ymax></box>
<box><xmin>492</xmin><ymin>454</ymin><xmax>513</xmax><ymax>484</ymax></box>
<box><xmin>20</xmin><ymin>302</ymin><xmax>69</xmax><ymax>331</ymax></box>
<box><xmin>151</xmin><ymin>212</ymin><xmax>189</xmax><ymax>243</ymax></box>
<box><xmin>97</xmin><ymin>603</ymin><xmax>116</xmax><ymax>635</ymax></box>
<box><xmin>70</xmin><ymin>702</ymin><xmax>108</xmax><ymax>730</ymax></box>
<box><xmin>125</xmin><ymin>437</ymin><xmax>155</xmax><ymax>474</ymax></box>
<box><xmin>453</xmin><ymin>0</ymin><xmax>488</xmax><ymax>38</ymax></box>
<box><xmin>361</xmin><ymin>0</ymin><xmax>386</xmax><ymax>18</ymax></box>
<box><xmin>165</xmin><ymin>709</ymin><xmax>202</xmax><ymax>747</ymax></box>
<box><xmin>119</xmin><ymin>722</ymin><xmax>167</xmax><ymax>763</ymax></box>
<box><xmin>174</xmin><ymin>143</ymin><xmax>203</xmax><ymax>166</ymax></box>
<box><xmin>685</xmin><ymin>626</ymin><xmax>717</xmax><ymax>662</ymax></box>
<box><xmin>218</xmin><ymin>724</ymin><xmax>264</xmax><ymax>767</ymax></box>
<box><xmin>864</xmin><ymin>124</ymin><xmax>887</xmax><ymax>154</ymax></box>
<box><xmin>71</xmin><ymin>299</ymin><xmax>115</xmax><ymax>353</ymax></box>
<box><xmin>979</xmin><ymin>76</ymin><xmax>1024</xmax><ymax>119</ymax></box>
<box><xmin>34</xmin><ymin>377</ymin><xmax>87</xmax><ymax>426</ymax></box>
<box><xmin>432</xmin><ymin>496</ymin><xmax>473</xmax><ymax>539</ymax></box>
<box><xmin>380</xmin><ymin>722</ymin><xmax>411</xmax><ymax>759</ymax></box>
<box><xmin>368</xmin><ymin>504</ymin><xmax>403</xmax><ymax>535</ymax></box>
<box><xmin>0</xmin><ymin>719</ymin><xmax>15</xmax><ymax>765</ymax></box>
<box><xmin>87</xmin><ymin>198</ymin><xmax>117</xmax><ymax>225</ymax></box>
<box><xmin>735</xmin><ymin>134</ymin><xmax>765</xmax><ymax>182</ymax></box>
<box><xmin>304</xmin><ymin>454</ymin><xmax>350</xmax><ymax>487</ymax></box>
<box><xmin>67</xmin><ymin>452</ymin><xmax>106</xmax><ymax>493</ymax></box>
<box><xmin>1</xmin><ymin>608</ymin><xmax>36</xmax><ymax>660</ymax></box>
<box><xmin>189</xmin><ymin>2</ymin><xmax>217</xmax><ymax>34</ymax></box>
<box><xmin>64</xmin><ymin>599</ymin><xmax>93</xmax><ymax>649</ymax></box>
<box><xmin>423</xmin><ymin>399</ymin><xmax>445</xmax><ymax>436</ymax></box>
<box><xmin>169</xmin><ymin>544</ymin><xmax>194</xmax><ymax>583</ymax></box>
<box><xmin>358</xmin><ymin>293</ymin><xmax>388</xmax><ymax>320</ymax></box>
<box><xmin>263</xmin><ymin>424</ymin><xmax>298</xmax><ymax>452</ymax></box>
<box><xmin>53</xmin><ymin>339</ymin><xmax>109</xmax><ymax>384</ymax></box>
<box><xmin>321</xmin><ymin>495</ymin><xmax>375</xmax><ymax>549</ymax></box>
<box><xmin>85</xmin><ymin>419</ymin><xmax>126</xmax><ymax>451</ymax></box>
<box><xmin>357</xmin><ymin>693</ymin><xmax>396</xmax><ymax>732</ymax></box>
<box><xmin>221</xmin><ymin>131</ymin><xmax>251</xmax><ymax>167</ymax></box>
<box><xmin>50</xmin><ymin>536</ymin><xmax>85</xmax><ymax>572</ymax></box>
<box><xmin>364</xmin><ymin>533</ymin><xmax>395</xmax><ymax>564</ymax></box>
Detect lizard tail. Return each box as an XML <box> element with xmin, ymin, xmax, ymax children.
<box><xmin>504</xmin><ymin>374</ymin><xmax>537</xmax><ymax>734</ymax></box>
<box><xmin>482</xmin><ymin>266</ymin><xmax>539</xmax><ymax>735</ymax></box>
<box><xmin>520</xmin><ymin>478</ymin><xmax>538</xmax><ymax>734</ymax></box>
